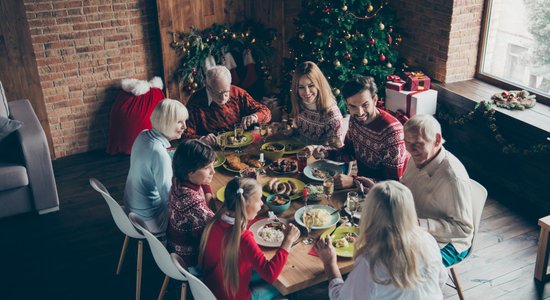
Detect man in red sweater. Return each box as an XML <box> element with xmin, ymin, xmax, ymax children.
<box><xmin>181</xmin><ymin>65</ymin><xmax>271</xmax><ymax>145</ymax></box>
<box><xmin>308</xmin><ymin>76</ymin><xmax>409</xmax><ymax>189</ymax></box>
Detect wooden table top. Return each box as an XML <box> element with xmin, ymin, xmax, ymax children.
<box><xmin>209</xmin><ymin>134</ymin><xmax>356</xmax><ymax>296</ymax></box>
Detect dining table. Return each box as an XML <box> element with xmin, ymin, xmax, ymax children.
<box><xmin>208</xmin><ymin>129</ymin><xmax>358</xmax><ymax>297</ymax></box>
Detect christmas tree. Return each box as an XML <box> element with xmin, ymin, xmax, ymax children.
<box><xmin>283</xmin><ymin>0</ymin><xmax>402</xmax><ymax>111</ymax></box>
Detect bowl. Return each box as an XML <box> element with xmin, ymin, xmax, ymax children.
<box><xmin>261</xmin><ymin>142</ymin><xmax>286</xmax><ymax>162</ymax></box>
<box><xmin>265</xmin><ymin>193</ymin><xmax>291</xmax><ymax>214</ymax></box>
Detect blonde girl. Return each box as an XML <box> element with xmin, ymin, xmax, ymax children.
<box><xmin>199</xmin><ymin>177</ymin><xmax>300</xmax><ymax>300</ymax></box>
<box><xmin>315</xmin><ymin>180</ymin><xmax>447</xmax><ymax>299</ymax></box>
<box><xmin>289</xmin><ymin>61</ymin><xmax>345</xmax><ymax>146</ymax></box>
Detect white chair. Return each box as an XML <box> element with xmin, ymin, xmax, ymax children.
<box><xmin>89</xmin><ymin>178</ymin><xmax>145</xmax><ymax>300</ymax></box>
<box><xmin>129</xmin><ymin>212</ymin><xmax>188</xmax><ymax>300</ymax></box>
<box><xmin>448</xmin><ymin>179</ymin><xmax>488</xmax><ymax>300</ymax></box>
<box><xmin>171</xmin><ymin>253</ymin><xmax>217</xmax><ymax>300</ymax></box>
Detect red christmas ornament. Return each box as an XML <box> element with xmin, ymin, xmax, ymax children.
<box><xmin>387</xmin><ymin>35</ymin><xmax>393</xmax><ymax>44</ymax></box>
<box><xmin>344</xmin><ymin>53</ymin><xmax>351</xmax><ymax>60</ymax></box>
<box><xmin>369</xmin><ymin>37</ymin><xmax>376</xmax><ymax>45</ymax></box>
<box><xmin>379</xmin><ymin>53</ymin><xmax>386</xmax><ymax>62</ymax></box>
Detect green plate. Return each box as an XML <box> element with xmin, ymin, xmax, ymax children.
<box><xmin>213</xmin><ymin>152</ymin><xmax>226</xmax><ymax>168</ymax></box>
<box><xmin>262</xmin><ymin>177</ymin><xmax>305</xmax><ymax>200</ymax></box>
<box><xmin>221</xmin><ymin>131</ymin><xmax>254</xmax><ymax>148</ymax></box>
<box><xmin>321</xmin><ymin>226</ymin><xmax>359</xmax><ymax>258</ymax></box>
<box><xmin>216</xmin><ymin>185</ymin><xmax>226</xmax><ymax>202</ymax></box>
<box><xmin>278</xmin><ymin>139</ymin><xmax>307</xmax><ymax>155</ymax></box>
<box><xmin>222</xmin><ymin>154</ymin><xmax>260</xmax><ymax>173</ymax></box>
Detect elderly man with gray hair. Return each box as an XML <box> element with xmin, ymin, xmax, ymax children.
<box><xmin>181</xmin><ymin>65</ymin><xmax>271</xmax><ymax>145</ymax></box>
<box><xmin>401</xmin><ymin>114</ymin><xmax>474</xmax><ymax>267</ymax></box>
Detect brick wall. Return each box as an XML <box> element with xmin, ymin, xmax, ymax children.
<box><xmin>390</xmin><ymin>0</ymin><xmax>484</xmax><ymax>83</ymax></box>
<box><xmin>25</xmin><ymin>0</ymin><xmax>162</xmax><ymax>158</ymax></box>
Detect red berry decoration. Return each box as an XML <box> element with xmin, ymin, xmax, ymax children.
<box><xmin>369</xmin><ymin>37</ymin><xmax>375</xmax><ymax>45</ymax></box>
<box><xmin>379</xmin><ymin>53</ymin><xmax>386</xmax><ymax>61</ymax></box>
<box><xmin>344</xmin><ymin>53</ymin><xmax>351</xmax><ymax>60</ymax></box>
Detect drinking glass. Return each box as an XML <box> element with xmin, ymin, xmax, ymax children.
<box><xmin>217</xmin><ymin>132</ymin><xmax>227</xmax><ymax>152</ymax></box>
<box><xmin>260</xmin><ymin>123</ymin><xmax>269</xmax><ymax>143</ymax></box>
<box><xmin>258</xmin><ymin>152</ymin><xmax>266</xmax><ymax>175</ymax></box>
<box><xmin>323</xmin><ymin>177</ymin><xmax>334</xmax><ymax>205</ymax></box>
<box><xmin>233</xmin><ymin>123</ymin><xmax>244</xmax><ymax>153</ymax></box>
<box><xmin>302</xmin><ymin>208</ymin><xmax>315</xmax><ymax>244</ymax></box>
<box><xmin>296</xmin><ymin>151</ymin><xmax>309</xmax><ymax>173</ymax></box>
<box><xmin>347</xmin><ymin>191</ymin><xmax>359</xmax><ymax>226</ymax></box>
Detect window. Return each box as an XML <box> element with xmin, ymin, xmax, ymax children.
<box><xmin>478</xmin><ymin>0</ymin><xmax>550</xmax><ymax>105</ymax></box>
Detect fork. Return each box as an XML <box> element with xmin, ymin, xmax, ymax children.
<box><xmin>268</xmin><ymin>211</ymin><xmax>281</xmax><ymax>223</ymax></box>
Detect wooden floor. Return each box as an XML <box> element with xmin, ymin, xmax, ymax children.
<box><xmin>1</xmin><ymin>150</ymin><xmax>549</xmax><ymax>299</ymax></box>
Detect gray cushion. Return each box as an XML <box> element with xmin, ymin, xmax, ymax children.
<box><xmin>0</xmin><ymin>115</ymin><xmax>22</xmax><ymax>142</ymax></box>
<box><xmin>0</xmin><ymin>163</ymin><xmax>28</xmax><ymax>191</ymax></box>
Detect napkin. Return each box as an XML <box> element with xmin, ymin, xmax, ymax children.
<box><xmin>308</xmin><ymin>246</ymin><xmax>319</xmax><ymax>257</ymax></box>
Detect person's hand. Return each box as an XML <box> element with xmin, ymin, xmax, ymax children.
<box><xmin>315</xmin><ymin>236</ymin><xmax>337</xmax><ymax>266</ymax></box>
<box><xmin>241</xmin><ymin>114</ymin><xmax>258</xmax><ymax>130</ymax></box>
<box><xmin>312</xmin><ymin>146</ymin><xmax>327</xmax><ymax>160</ymax></box>
<box><xmin>281</xmin><ymin>223</ymin><xmax>300</xmax><ymax>250</ymax></box>
<box><xmin>354</xmin><ymin>177</ymin><xmax>375</xmax><ymax>191</ymax></box>
<box><xmin>303</xmin><ymin>145</ymin><xmax>316</xmax><ymax>157</ymax></box>
<box><xmin>334</xmin><ymin>174</ymin><xmax>354</xmax><ymax>189</ymax></box>
<box><xmin>199</xmin><ymin>133</ymin><xmax>217</xmax><ymax>146</ymax></box>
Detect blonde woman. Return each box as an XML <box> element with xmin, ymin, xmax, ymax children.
<box><xmin>199</xmin><ymin>177</ymin><xmax>300</xmax><ymax>300</ymax></box>
<box><xmin>290</xmin><ymin>61</ymin><xmax>345</xmax><ymax>146</ymax></box>
<box><xmin>123</xmin><ymin>98</ymin><xmax>188</xmax><ymax>234</ymax></box>
<box><xmin>315</xmin><ymin>181</ymin><xmax>447</xmax><ymax>299</ymax></box>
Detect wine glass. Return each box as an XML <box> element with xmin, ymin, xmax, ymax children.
<box><xmin>323</xmin><ymin>177</ymin><xmax>334</xmax><ymax>205</ymax></box>
<box><xmin>347</xmin><ymin>191</ymin><xmax>359</xmax><ymax>226</ymax></box>
<box><xmin>258</xmin><ymin>152</ymin><xmax>266</xmax><ymax>175</ymax></box>
<box><xmin>260</xmin><ymin>123</ymin><xmax>269</xmax><ymax>143</ymax></box>
<box><xmin>233</xmin><ymin>123</ymin><xmax>244</xmax><ymax>153</ymax></box>
<box><xmin>302</xmin><ymin>208</ymin><xmax>315</xmax><ymax>244</ymax></box>
<box><xmin>296</xmin><ymin>151</ymin><xmax>309</xmax><ymax>173</ymax></box>
<box><xmin>217</xmin><ymin>131</ymin><xmax>227</xmax><ymax>152</ymax></box>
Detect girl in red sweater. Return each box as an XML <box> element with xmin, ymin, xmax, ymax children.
<box><xmin>199</xmin><ymin>177</ymin><xmax>300</xmax><ymax>300</ymax></box>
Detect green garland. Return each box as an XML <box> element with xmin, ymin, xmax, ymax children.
<box><xmin>170</xmin><ymin>21</ymin><xmax>277</xmax><ymax>94</ymax></box>
<box><xmin>437</xmin><ymin>101</ymin><xmax>550</xmax><ymax>155</ymax></box>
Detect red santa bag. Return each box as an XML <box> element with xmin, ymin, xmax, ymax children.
<box><xmin>106</xmin><ymin>77</ymin><xmax>165</xmax><ymax>155</ymax></box>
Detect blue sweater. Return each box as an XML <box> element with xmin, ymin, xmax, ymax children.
<box><xmin>123</xmin><ymin>129</ymin><xmax>172</xmax><ymax>231</ymax></box>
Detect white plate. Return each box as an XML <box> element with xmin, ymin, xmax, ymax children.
<box><xmin>249</xmin><ymin>218</ymin><xmax>288</xmax><ymax>247</ymax></box>
<box><xmin>294</xmin><ymin>204</ymin><xmax>339</xmax><ymax>230</ymax></box>
<box><xmin>303</xmin><ymin>160</ymin><xmax>342</xmax><ymax>182</ymax></box>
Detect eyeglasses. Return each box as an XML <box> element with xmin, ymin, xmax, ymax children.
<box><xmin>207</xmin><ymin>85</ymin><xmax>230</xmax><ymax>98</ymax></box>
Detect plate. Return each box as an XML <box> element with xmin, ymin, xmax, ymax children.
<box><xmin>213</xmin><ymin>152</ymin><xmax>226</xmax><ymax>168</ymax></box>
<box><xmin>278</xmin><ymin>139</ymin><xmax>307</xmax><ymax>155</ymax></box>
<box><xmin>216</xmin><ymin>185</ymin><xmax>226</xmax><ymax>202</ymax></box>
<box><xmin>223</xmin><ymin>154</ymin><xmax>261</xmax><ymax>173</ymax></box>
<box><xmin>320</xmin><ymin>226</ymin><xmax>359</xmax><ymax>258</ymax></box>
<box><xmin>249</xmin><ymin>218</ymin><xmax>289</xmax><ymax>247</ymax></box>
<box><xmin>294</xmin><ymin>204</ymin><xmax>339</xmax><ymax>230</ymax></box>
<box><xmin>269</xmin><ymin>158</ymin><xmax>298</xmax><ymax>174</ymax></box>
<box><xmin>221</xmin><ymin>131</ymin><xmax>254</xmax><ymax>148</ymax></box>
<box><xmin>262</xmin><ymin>177</ymin><xmax>305</xmax><ymax>200</ymax></box>
<box><xmin>303</xmin><ymin>160</ymin><xmax>342</xmax><ymax>182</ymax></box>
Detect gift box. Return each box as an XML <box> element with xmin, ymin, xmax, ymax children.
<box><xmin>386</xmin><ymin>75</ymin><xmax>405</xmax><ymax>91</ymax></box>
<box><xmin>404</xmin><ymin>71</ymin><xmax>431</xmax><ymax>91</ymax></box>
<box><xmin>385</xmin><ymin>88</ymin><xmax>438</xmax><ymax>117</ymax></box>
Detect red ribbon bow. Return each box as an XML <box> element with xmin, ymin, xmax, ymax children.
<box><xmin>387</xmin><ymin>75</ymin><xmax>402</xmax><ymax>82</ymax></box>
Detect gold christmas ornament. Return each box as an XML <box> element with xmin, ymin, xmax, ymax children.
<box><xmin>396</xmin><ymin>36</ymin><xmax>403</xmax><ymax>44</ymax></box>
<box><xmin>362</xmin><ymin>58</ymin><xmax>369</xmax><ymax>65</ymax></box>
<box><xmin>334</xmin><ymin>60</ymin><xmax>341</xmax><ymax>67</ymax></box>
<box><xmin>188</xmin><ymin>77</ymin><xmax>194</xmax><ymax>83</ymax></box>
<box><xmin>367</xmin><ymin>4</ymin><xmax>374</xmax><ymax>12</ymax></box>
<box><xmin>379</xmin><ymin>23</ymin><xmax>385</xmax><ymax>30</ymax></box>
<box><xmin>341</xmin><ymin>5</ymin><xmax>348</xmax><ymax>11</ymax></box>
<box><xmin>232</xmin><ymin>33</ymin><xmax>237</xmax><ymax>39</ymax></box>
<box><xmin>334</xmin><ymin>88</ymin><xmax>341</xmax><ymax>95</ymax></box>
<box><xmin>344</xmin><ymin>33</ymin><xmax>351</xmax><ymax>39</ymax></box>
<box><xmin>386</xmin><ymin>62</ymin><xmax>392</xmax><ymax>68</ymax></box>
<box><xmin>316</xmin><ymin>31</ymin><xmax>323</xmax><ymax>36</ymax></box>
<box><xmin>299</xmin><ymin>33</ymin><xmax>305</xmax><ymax>40</ymax></box>
<box><xmin>192</xmin><ymin>82</ymin><xmax>198</xmax><ymax>88</ymax></box>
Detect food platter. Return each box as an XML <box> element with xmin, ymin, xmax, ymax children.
<box><xmin>213</xmin><ymin>152</ymin><xmax>226</xmax><ymax>168</ymax></box>
<box><xmin>269</xmin><ymin>158</ymin><xmax>298</xmax><ymax>174</ymax></box>
<box><xmin>249</xmin><ymin>218</ymin><xmax>289</xmax><ymax>247</ymax></box>
<box><xmin>223</xmin><ymin>154</ymin><xmax>262</xmax><ymax>172</ymax></box>
<box><xmin>303</xmin><ymin>160</ymin><xmax>342</xmax><ymax>181</ymax></box>
<box><xmin>262</xmin><ymin>177</ymin><xmax>305</xmax><ymax>200</ymax></box>
<box><xmin>294</xmin><ymin>204</ymin><xmax>339</xmax><ymax>230</ymax></box>
<box><xmin>320</xmin><ymin>226</ymin><xmax>359</xmax><ymax>258</ymax></box>
<box><xmin>277</xmin><ymin>139</ymin><xmax>307</xmax><ymax>155</ymax></box>
<box><xmin>220</xmin><ymin>131</ymin><xmax>254</xmax><ymax>148</ymax></box>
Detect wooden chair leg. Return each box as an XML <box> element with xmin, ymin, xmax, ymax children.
<box><xmin>116</xmin><ymin>235</ymin><xmax>129</xmax><ymax>275</ymax></box>
<box><xmin>157</xmin><ymin>275</ymin><xmax>170</xmax><ymax>300</ymax></box>
<box><xmin>535</xmin><ymin>228</ymin><xmax>550</xmax><ymax>282</ymax></box>
<box><xmin>136</xmin><ymin>240</ymin><xmax>143</xmax><ymax>300</ymax></box>
<box><xmin>450</xmin><ymin>267</ymin><xmax>464</xmax><ymax>300</ymax></box>
<box><xmin>180</xmin><ymin>282</ymin><xmax>187</xmax><ymax>300</ymax></box>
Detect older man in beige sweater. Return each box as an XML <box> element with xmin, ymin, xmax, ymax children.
<box><xmin>401</xmin><ymin>114</ymin><xmax>474</xmax><ymax>267</ymax></box>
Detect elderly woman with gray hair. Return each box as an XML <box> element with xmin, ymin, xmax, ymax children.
<box><xmin>181</xmin><ymin>65</ymin><xmax>271</xmax><ymax>145</ymax></box>
<box><xmin>123</xmin><ymin>98</ymin><xmax>189</xmax><ymax>234</ymax></box>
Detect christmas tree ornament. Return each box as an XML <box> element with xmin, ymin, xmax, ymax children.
<box><xmin>379</xmin><ymin>53</ymin><xmax>386</xmax><ymax>61</ymax></box>
<box><xmin>386</xmin><ymin>62</ymin><xmax>392</xmax><ymax>68</ymax></box>
<box><xmin>232</xmin><ymin>33</ymin><xmax>237</xmax><ymax>39</ymax></box>
<box><xmin>379</xmin><ymin>23</ymin><xmax>385</xmax><ymax>30</ymax></box>
<box><xmin>344</xmin><ymin>33</ymin><xmax>351</xmax><ymax>39</ymax></box>
<box><xmin>369</xmin><ymin>37</ymin><xmax>376</xmax><ymax>45</ymax></box>
<box><xmin>341</xmin><ymin>5</ymin><xmax>348</xmax><ymax>11</ymax></box>
<box><xmin>334</xmin><ymin>59</ymin><xmax>341</xmax><ymax>67</ymax></box>
<box><xmin>192</xmin><ymin>82</ymin><xmax>198</xmax><ymax>88</ymax></box>
<box><xmin>388</xmin><ymin>26</ymin><xmax>393</xmax><ymax>33</ymax></box>
<box><xmin>299</xmin><ymin>33</ymin><xmax>305</xmax><ymax>40</ymax></box>
<box><xmin>367</xmin><ymin>4</ymin><xmax>374</xmax><ymax>12</ymax></box>
<box><xmin>396</xmin><ymin>35</ymin><xmax>403</xmax><ymax>44</ymax></box>
<box><xmin>316</xmin><ymin>31</ymin><xmax>323</xmax><ymax>36</ymax></box>
<box><xmin>362</xmin><ymin>58</ymin><xmax>369</xmax><ymax>65</ymax></box>
<box><xmin>387</xmin><ymin>34</ymin><xmax>393</xmax><ymax>44</ymax></box>
<box><xmin>334</xmin><ymin>88</ymin><xmax>341</xmax><ymax>95</ymax></box>
<box><xmin>344</xmin><ymin>53</ymin><xmax>351</xmax><ymax>60</ymax></box>
<box><xmin>188</xmin><ymin>77</ymin><xmax>194</xmax><ymax>83</ymax></box>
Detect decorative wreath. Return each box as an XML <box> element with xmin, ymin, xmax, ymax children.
<box><xmin>490</xmin><ymin>90</ymin><xmax>536</xmax><ymax>110</ymax></box>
